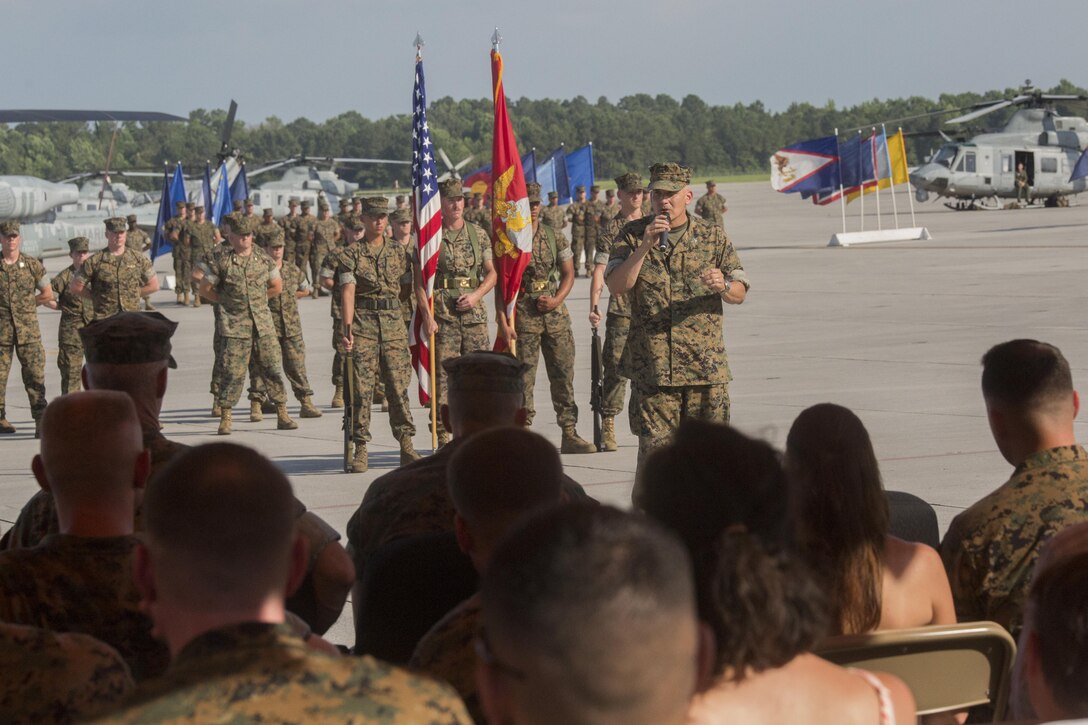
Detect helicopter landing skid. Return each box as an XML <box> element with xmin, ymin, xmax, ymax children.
<box><xmin>944</xmin><ymin>196</ymin><xmax>1001</xmax><ymax>211</ymax></box>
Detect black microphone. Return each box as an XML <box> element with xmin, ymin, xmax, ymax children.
<box><xmin>657</xmin><ymin>213</ymin><xmax>669</xmax><ymax>251</ymax></box>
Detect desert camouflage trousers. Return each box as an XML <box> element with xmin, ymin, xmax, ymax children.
<box><xmin>250</xmin><ymin>334</ymin><xmax>313</xmax><ymax>402</ymax></box>
<box><xmin>349</xmin><ymin>338</ymin><xmax>415</xmax><ymax>445</ymax></box>
<box><xmin>431</xmin><ymin>319</ymin><xmax>490</xmax><ymax>436</ymax></box>
<box><xmin>514</xmin><ymin>312</ymin><xmax>579</xmax><ymax>429</ymax></box>
<box><xmin>0</xmin><ymin>338</ymin><xmax>46</xmax><ymax>420</ymax></box>
<box><xmin>601</xmin><ymin>314</ymin><xmax>630</xmax><ymax>418</ymax></box>
<box><xmin>218</xmin><ymin>333</ymin><xmax>287</xmax><ymax>409</ymax></box>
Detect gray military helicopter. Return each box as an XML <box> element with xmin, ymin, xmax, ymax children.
<box><xmin>909</xmin><ymin>82</ymin><xmax>1088</xmax><ymax>209</ymax></box>
<box><xmin>0</xmin><ymin>110</ymin><xmax>185</xmax><ymax>257</ymax></box>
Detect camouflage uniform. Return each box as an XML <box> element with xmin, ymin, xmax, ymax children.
<box><xmin>431</xmin><ymin>222</ymin><xmax>492</xmax><ymax>429</ymax></box>
<box><xmin>396</xmin><ymin>238</ymin><xmax>416</xmax><ymax>328</ymax></box>
<box><xmin>311</xmin><ymin>216</ymin><xmax>340</xmax><ymax>292</ymax></box>
<box><xmin>0</xmin><ymin>534</ymin><xmax>170</xmax><ymax>681</ymax></box>
<box><xmin>595</xmin><ymin>211</ymin><xmax>638</xmax><ymax>419</ymax></box>
<box><xmin>254</xmin><ymin>218</ymin><xmax>285</xmax><ymax>250</ymax></box>
<box><xmin>566</xmin><ymin>197</ymin><xmax>589</xmax><ymax>274</ymax></box>
<box><xmin>939</xmin><ymin>444</ymin><xmax>1088</xmax><ymax>636</ymax></box>
<box><xmin>98</xmin><ymin>622</ymin><xmax>473</xmax><ymax>724</ymax></box>
<box><xmin>294</xmin><ymin>209</ymin><xmax>317</xmax><ymax>279</ymax></box>
<box><xmin>0</xmin><ymin>621</ymin><xmax>134</xmax><ymax>723</ymax></box>
<box><xmin>127</xmin><ymin>226</ymin><xmax>150</xmax><ymax>253</ymax></box>
<box><xmin>540</xmin><ymin>201</ymin><xmax>568</xmax><ymax>231</ymax></box>
<box><xmin>204</xmin><ymin>244</ymin><xmax>288</xmax><ymax>410</ymax></box>
<box><xmin>514</xmin><ymin>223</ymin><xmax>580</xmax><ymax>428</ymax></box>
<box><xmin>185</xmin><ymin>220</ymin><xmax>218</xmax><ymax>300</ymax></box>
<box><xmin>76</xmin><ymin>248</ymin><xmax>155</xmax><ymax>319</ymax></box>
<box><xmin>0</xmin><ymin>254</ymin><xmax>48</xmax><ymax>424</ymax></box>
<box><xmin>164</xmin><ymin>215</ymin><xmax>189</xmax><ymax>298</ymax></box>
<box><xmin>607</xmin><ymin>212</ymin><xmax>749</xmax><ymax>462</ymax></box>
<box><xmin>51</xmin><ymin>265</ymin><xmax>95</xmax><ymax>395</ymax></box>
<box><xmin>338</xmin><ymin>237</ymin><xmax>415</xmax><ymax>446</ymax></box>
<box><xmin>410</xmin><ymin>593</ymin><xmax>483</xmax><ymax>724</ymax></box>
<box><xmin>583</xmin><ymin>197</ymin><xmax>603</xmax><ymax>274</ymax></box>
<box><xmin>694</xmin><ymin>189</ymin><xmax>727</xmax><ymax>228</ymax></box>
<box><xmin>320</xmin><ymin>246</ymin><xmax>351</xmax><ymax>396</ymax></box>
<box><xmin>262</xmin><ymin>259</ymin><xmax>314</xmax><ymax>402</ymax></box>
<box><xmin>280</xmin><ymin>212</ymin><xmax>301</xmax><ymax>265</ymax></box>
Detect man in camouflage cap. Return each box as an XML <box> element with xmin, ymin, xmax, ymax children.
<box><xmin>415</xmin><ymin>177</ymin><xmax>496</xmax><ymax>445</ymax></box>
<box><xmin>338</xmin><ymin>196</ymin><xmax>420</xmax><ymax>471</ymax></box>
<box><xmin>606</xmin><ymin>162</ymin><xmax>749</xmax><ymax>494</ymax></box>
<box><xmin>583</xmin><ymin>184</ymin><xmax>605</xmax><ymax>276</ymax></box>
<box><xmin>0</xmin><ymin>220</ymin><xmax>52</xmax><ymax>434</ymax></box>
<box><xmin>280</xmin><ymin>198</ymin><xmax>301</xmax><ymax>264</ymax></box>
<box><xmin>183</xmin><ymin>206</ymin><xmax>218</xmax><ymax>308</ymax></box>
<box><xmin>694</xmin><ymin>179</ymin><xmax>727</xmax><ymax>229</ymax></box>
<box><xmin>71</xmin><ymin>217</ymin><xmax>159</xmax><ymax>319</ymax></box>
<box><xmin>389</xmin><ymin>207</ymin><xmax>416</xmax><ymax>329</ymax></box>
<box><xmin>195</xmin><ymin>212</ymin><xmax>297</xmax><ymax>434</ymax></box>
<box><xmin>125</xmin><ymin>215</ymin><xmax>155</xmax><ymax>310</ymax></box>
<box><xmin>103</xmin><ymin>443</ymin><xmax>472</xmax><ymax>723</ymax></box>
<box><xmin>255</xmin><ymin>207</ymin><xmax>285</xmax><ymax>250</ymax></box>
<box><xmin>309</xmin><ymin>199</ymin><xmax>340</xmax><ymax>299</ymax></box>
<box><xmin>294</xmin><ymin>199</ymin><xmax>317</xmax><ymax>282</ymax></box>
<box><xmin>498</xmin><ymin>182</ymin><xmax>596</xmax><ymax>454</ymax></box>
<box><xmin>165</xmin><ymin>202</ymin><xmax>190</xmax><ymax>305</ymax></box>
<box><xmin>588</xmin><ymin>172</ymin><xmax>646</xmax><ymax>450</ymax></box>
<box><xmin>566</xmin><ymin>184</ymin><xmax>590</xmax><ymax>276</ymax></box>
<box><xmin>540</xmin><ymin>190</ymin><xmax>567</xmax><ymax>231</ymax></box>
<box><xmin>243</xmin><ymin>198</ymin><xmax>256</xmax><ymax>218</ymax></box>
<box><xmin>46</xmin><ymin>236</ymin><xmax>94</xmax><ymax>395</ymax></box>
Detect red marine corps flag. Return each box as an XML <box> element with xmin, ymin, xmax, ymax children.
<box><xmin>488</xmin><ymin>30</ymin><xmax>533</xmax><ymax>354</ymax></box>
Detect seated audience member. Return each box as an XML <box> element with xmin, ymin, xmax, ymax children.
<box><xmin>940</xmin><ymin>339</ymin><xmax>1088</xmax><ymax>635</ymax></box>
<box><xmin>641</xmin><ymin>420</ymin><xmax>916</xmax><ymax>724</ymax></box>
<box><xmin>0</xmin><ymin>391</ymin><xmax>169</xmax><ymax>681</ymax></box>
<box><xmin>787</xmin><ymin>403</ymin><xmax>955</xmax><ymax>633</ymax></box>
<box><xmin>410</xmin><ymin>428</ymin><xmax>566</xmax><ymax>721</ymax></box>
<box><xmin>346</xmin><ymin>351</ymin><xmax>593</xmax><ymax>645</ymax></box>
<box><xmin>0</xmin><ymin>311</ymin><xmax>354</xmax><ymax>636</ymax></box>
<box><xmin>103</xmin><ymin>442</ymin><xmax>471</xmax><ymax>722</ymax></box>
<box><xmin>0</xmin><ymin>622</ymin><xmax>134</xmax><ymax>723</ymax></box>
<box><xmin>1021</xmin><ymin>550</ymin><xmax>1088</xmax><ymax>721</ymax></box>
<box><xmin>477</xmin><ymin>504</ymin><xmax>708</xmax><ymax>725</ymax></box>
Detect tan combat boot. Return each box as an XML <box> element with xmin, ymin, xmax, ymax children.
<box><xmin>182</xmin><ymin>290</ymin><xmax>190</xmax><ymax>306</ymax></box>
<box><xmin>400</xmin><ymin>438</ymin><xmax>422</xmax><ymax>466</ymax></box>
<box><xmin>299</xmin><ymin>397</ymin><xmax>323</xmax><ymax>418</ymax></box>
<box><xmin>217</xmin><ymin>408</ymin><xmax>232</xmax><ymax>435</ymax></box>
<box><xmin>250</xmin><ymin>401</ymin><xmax>263</xmax><ymax>422</ymax></box>
<box><xmin>561</xmin><ymin>425</ymin><xmax>597</xmax><ymax>454</ymax></box>
<box><xmin>0</xmin><ymin>413</ymin><xmax>15</xmax><ymax>434</ymax></box>
<box><xmin>176</xmin><ymin>291</ymin><xmax>185</xmax><ymax>306</ymax></box>
<box><xmin>351</xmin><ymin>444</ymin><xmax>368</xmax><ymax>473</ymax></box>
<box><xmin>331</xmin><ymin>385</ymin><xmax>344</xmax><ymax>408</ymax></box>
<box><xmin>276</xmin><ymin>404</ymin><xmax>298</xmax><ymax>430</ymax></box>
<box><xmin>193</xmin><ymin>294</ymin><xmax>201</xmax><ymax>308</ymax></box>
<box><xmin>601</xmin><ymin>416</ymin><xmax>617</xmax><ymax>452</ymax></box>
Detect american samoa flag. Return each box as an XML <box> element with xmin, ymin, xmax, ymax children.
<box><xmin>408</xmin><ymin>55</ymin><xmax>443</xmax><ymax>405</ymax></box>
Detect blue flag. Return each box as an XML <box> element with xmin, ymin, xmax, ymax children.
<box><xmin>212</xmin><ymin>161</ymin><xmax>232</xmax><ymax>227</ymax></box>
<box><xmin>1071</xmin><ymin>147</ymin><xmax>1088</xmax><ymax>182</ymax></box>
<box><xmin>202</xmin><ymin>164</ymin><xmax>213</xmax><ymax>218</ymax></box>
<box><xmin>521</xmin><ymin>150</ymin><xmax>536</xmax><ymax>184</ymax></box>
<box><xmin>551</xmin><ymin>147</ymin><xmax>571</xmax><ymax>205</ymax></box>
<box><xmin>769</xmin><ymin>135</ymin><xmax>840</xmax><ymax>194</ymax></box>
<box><xmin>838</xmin><ymin>133</ymin><xmax>875</xmax><ymax>190</ymax></box>
<box><xmin>230</xmin><ymin>163</ymin><xmax>249</xmax><ymax>203</ymax></box>
<box><xmin>151</xmin><ymin>163</ymin><xmax>187</xmax><ymax>260</ymax></box>
<box><xmin>565</xmin><ymin>143</ymin><xmax>594</xmax><ymax>200</ymax></box>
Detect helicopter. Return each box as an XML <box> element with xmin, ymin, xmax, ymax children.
<box><xmin>909</xmin><ymin>82</ymin><xmax>1088</xmax><ymax>210</ymax></box>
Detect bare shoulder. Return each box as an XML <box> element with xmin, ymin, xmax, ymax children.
<box><xmin>885</xmin><ymin>536</ymin><xmax>945</xmax><ymax>582</ymax></box>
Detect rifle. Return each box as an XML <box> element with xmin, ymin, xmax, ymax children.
<box><xmin>342</xmin><ymin>353</ymin><xmax>355</xmax><ymax>472</ymax></box>
<box><xmin>590</xmin><ymin>308</ymin><xmax>604</xmax><ymax>452</ymax></box>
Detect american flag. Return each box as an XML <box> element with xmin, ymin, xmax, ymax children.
<box><xmin>408</xmin><ymin>55</ymin><xmax>443</xmax><ymax>405</ymax></box>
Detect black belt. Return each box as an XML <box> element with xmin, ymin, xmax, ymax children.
<box><xmin>355</xmin><ymin>297</ymin><xmax>399</xmax><ymax>310</ymax></box>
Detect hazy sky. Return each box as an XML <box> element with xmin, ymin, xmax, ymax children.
<box><xmin>8</xmin><ymin>0</ymin><xmax>1087</xmax><ymax>125</ymax></box>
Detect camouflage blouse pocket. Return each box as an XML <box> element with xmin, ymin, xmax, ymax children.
<box><xmin>681</xmin><ymin>250</ymin><xmax>715</xmax><ymax>298</ymax></box>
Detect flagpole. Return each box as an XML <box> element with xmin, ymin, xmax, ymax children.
<box><xmin>901</xmin><ymin>127</ymin><xmax>917</xmax><ymax>227</ymax></box>
<box><xmin>873</xmin><ymin>129</ymin><xmax>882</xmax><ymax>231</ymax></box>
<box><xmin>883</xmin><ymin>124</ymin><xmax>900</xmax><ymax>229</ymax></box>
<box><xmin>835</xmin><ymin>128</ymin><xmax>846</xmax><ymax>235</ymax></box>
<box><xmin>858</xmin><ymin>131</ymin><xmax>865</xmax><ymax>233</ymax></box>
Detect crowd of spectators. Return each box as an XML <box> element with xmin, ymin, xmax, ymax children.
<box><xmin>0</xmin><ymin>319</ymin><xmax>1085</xmax><ymax>724</ymax></box>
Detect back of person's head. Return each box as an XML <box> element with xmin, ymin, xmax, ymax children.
<box><xmin>981</xmin><ymin>339</ymin><xmax>1073</xmax><ymax>412</ymax></box>
<box><xmin>786</xmin><ymin>403</ymin><xmax>888</xmax><ymax>635</ymax></box>
<box><xmin>81</xmin><ymin>312</ymin><xmax>177</xmax><ymax>411</ymax></box>
<box><xmin>448</xmin><ymin>427</ymin><xmax>562</xmax><ymax>559</ymax></box>
<box><xmin>442</xmin><ymin>351</ymin><xmax>527</xmax><ymax>435</ymax></box>
<box><xmin>479</xmin><ymin>504</ymin><xmax>700</xmax><ymax>725</ymax></box>
<box><xmin>142</xmin><ymin>443</ymin><xmax>297</xmax><ymax>612</ymax></box>
<box><xmin>35</xmin><ymin>391</ymin><xmax>144</xmax><ymax>507</ymax></box>
<box><xmin>640</xmin><ymin>419</ymin><xmax>828</xmax><ymax>679</ymax></box>
<box><xmin>1027</xmin><ymin>551</ymin><xmax>1088</xmax><ymax>719</ymax></box>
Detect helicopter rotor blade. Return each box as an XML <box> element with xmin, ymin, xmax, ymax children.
<box><xmin>216</xmin><ymin>100</ymin><xmax>238</xmax><ymax>163</ymax></box>
<box><xmin>945</xmin><ymin>100</ymin><xmax>1014</xmax><ymax>125</ymax></box>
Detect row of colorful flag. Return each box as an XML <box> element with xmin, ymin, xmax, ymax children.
<box><xmin>460</xmin><ymin>143</ymin><xmax>595</xmax><ymax>206</ymax></box>
<box><xmin>149</xmin><ymin>162</ymin><xmax>250</xmax><ymax>260</ymax></box>
<box><xmin>770</xmin><ymin>128</ymin><xmax>910</xmax><ymax>205</ymax></box>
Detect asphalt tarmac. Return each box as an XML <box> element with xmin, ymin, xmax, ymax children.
<box><xmin>1</xmin><ymin>181</ymin><xmax>1085</xmax><ymax>647</ymax></box>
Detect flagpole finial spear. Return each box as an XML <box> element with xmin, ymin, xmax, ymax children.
<box><xmin>414</xmin><ymin>33</ymin><xmax>424</xmax><ymax>52</ymax></box>
<box><xmin>491</xmin><ymin>28</ymin><xmax>502</xmax><ymax>50</ymax></box>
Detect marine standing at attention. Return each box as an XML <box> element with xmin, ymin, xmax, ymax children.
<box><xmin>607</xmin><ymin>163</ymin><xmax>749</xmax><ymax>500</ymax></box>
<box><xmin>694</xmin><ymin>180</ymin><xmax>727</xmax><ymax>228</ymax></box>
<box><xmin>498</xmin><ymin>182</ymin><xmax>596</xmax><ymax>455</ymax></box>
<box><xmin>47</xmin><ymin>236</ymin><xmax>94</xmax><ymax>395</ymax></box>
<box><xmin>165</xmin><ymin>201</ymin><xmax>190</xmax><ymax>306</ymax></box>
<box><xmin>71</xmin><ymin>217</ymin><xmax>159</xmax><ymax>319</ymax></box>
<box><xmin>0</xmin><ymin>220</ymin><xmax>51</xmax><ymax>435</ymax></box>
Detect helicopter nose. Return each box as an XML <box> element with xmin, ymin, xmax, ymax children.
<box><xmin>909</xmin><ymin>163</ymin><xmax>949</xmax><ymax>191</ymax></box>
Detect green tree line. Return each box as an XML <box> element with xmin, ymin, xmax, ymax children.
<box><xmin>1</xmin><ymin>80</ymin><xmax>1084</xmax><ymax>190</ymax></box>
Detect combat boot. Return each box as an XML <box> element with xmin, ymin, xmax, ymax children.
<box><xmin>250</xmin><ymin>401</ymin><xmax>263</xmax><ymax>422</ymax></box>
<box><xmin>192</xmin><ymin>294</ymin><xmax>201</xmax><ymax>308</ymax></box>
<box><xmin>561</xmin><ymin>426</ymin><xmax>597</xmax><ymax>454</ymax></box>
<box><xmin>400</xmin><ymin>438</ymin><xmax>422</xmax><ymax>466</ymax></box>
<box><xmin>218</xmin><ymin>408</ymin><xmax>232</xmax><ymax>435</ymax></box>
<box><xmin>176</xmin><ymin>292</ymin><xmax>185</xmax><ymax>306</ymax></box>
<box><xmin>601</xmin><ymin>416</ymin><xmax>617</xmax><ymax>452</ymax></box>
<box><xmin>351</xmin><ymin>444</ymin><xmax>368</xmax><ymax>473</ymax></box>
<box><xmin>276</xmin><ymin>404</ymin><xmax>298</xmax><ymax>430</ymax></box>
<box><xmin>331</xmin><ymin>385</ymin><xmax>344</xmax><ymax>408</ymax></box>
<box><xmin>0</xmin><ymin>412</ymin><xmax>15</xmax><ymax>434</ymax></box>
<box><xmin>182</xmin><ymin>290</ymin><xmax>190</xmax><ymax>306</ymax></box>
<box><xmin>299</xmin><ymin>397</ymin><xmax>323</xmax><ymax>418</ymax></box>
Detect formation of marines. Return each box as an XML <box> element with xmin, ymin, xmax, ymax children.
<box><xmin>0</xmin><ymin>164</ymin><xmax>744</xmax><ymax>471</ymax></box>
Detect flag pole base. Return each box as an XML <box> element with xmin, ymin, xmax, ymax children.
<box><xmin>828</xmin><ymin>227</ymin><xmax>931</xmax><ymax>247</ymax></box>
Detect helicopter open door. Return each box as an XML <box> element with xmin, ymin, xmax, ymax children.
<box><xmin>1014</xmin><ymin>151</ymin><xmax>1035</xmax><ymax>186</ymax></box>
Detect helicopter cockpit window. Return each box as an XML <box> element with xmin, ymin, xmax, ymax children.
<box><xmin>1040</xmin><ymin>158</ymin><xmax>1058</xmax><ymax>173</ymax></box>
<box><xmin>932</xmin><ymin>145</ymin><xmax>957</xmax><ymax>169</ymax></box>
<box><xmin>964</xmin><ymin>153</ymin><xmax>976</xmax><ymax>173</ymax></box>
